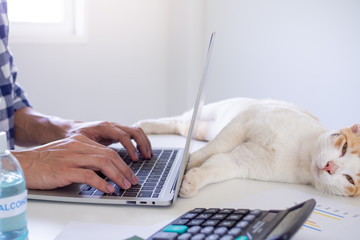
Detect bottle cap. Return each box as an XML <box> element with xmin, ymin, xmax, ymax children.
<box><xmin>0</xmin><ymin>131</ymin><xmax>8</xmax><ymax>153</ymax></box>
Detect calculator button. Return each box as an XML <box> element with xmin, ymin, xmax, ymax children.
<box><xmin>218</xmin><ymin>209</ymin><xmax>234</xmax><ymax>214</ymax></box>
<box><xmin>162</xmin><ymin>225</ymin><xmax>188</xmax><ymax>234</ymax></box>
<box><xmin>233</xmin><ymin>209</ymin><xmax>250</xmax><ymax>215</ymax></box>
<box><xmin>190</xmin><ymin>208</ymin><xmax>206</xmax><ymax>213</ymax></box>
<box><xmin>172</xmin><ymin>218</ymin><xmax>189</xmax><ymax>225</ymax></box>
<box><xmin>211</xmin><ymin>214</ymin><xmax>227</xmax><ymax>220</ymax></box>
<box><xmin>214</xmin><ymin>227</ymin><xmax>228</xmax><ymax>236</ymax></box>
<box><xmin>152</xmin><ymin>231</ymin><xmax>178</xmax><ymax>240</ymax></box>
<box><xmin>201</xmin><ymin>226</ymin><xmax>214</xmax><ymax>235</ymax></box>
<box><xmin>202</xmin><ymin>219</ymin><xmax>220</xmax><ymax>227</ymax></box>
<box><xmin>192</xmin><ymin>233</ymin><xmax>206</xmax><ymax>240</ymax></box>
<box><xmin>188</xmin><ymin>226</ymin><xmax>201</xmax><ymax>234</ymax></box>
<box><xmin>217</xmin><ymin>220</ymin><xmax>236</xmax><ymax>228</ymax></box>
<box><xmin>219</xmin><ymin>235</ymin><xmax>234</xmax><ymax>240</ymax></box>
<box><xmin>243</xmin><ymin>215</ymin><xmax>256</xmax><ymax>223</ymax></box>
<box><xmin>235</xmin><ymin>236</ymin><xmax>249</xmax><ymax>240</ymax></box>
<box><xmin>188</xmin><ymin>219</ymin><xmax>205</xmax><ymax>226</ymax></box>
<box><xmin>235</xmin><ymin>221</ymin><xmax>249</xmax><ymax>228</ymax></box>
<box><xmin>206</xmin><ymin>234</ymin><xmax>220</xmax><ymax>240</ymax></box>
<box><xmin>182</xmin><ymin>213</ymin><xmax>198</xmax><ymax>219</ymax></box>
<box><xmin>178</xmin><ymin>233</ymin><xmax>192</xmax><ymax>240</ymax></box>
<box><xmin>228</xmin><ymin>227</ymin><xmax>242</xmax><ymax>236</ymax></box>
<box><xmin>196</xmin><ymin>213</ymin><xmax>213</xmax><ymax>219</ymax></box>
<box><xmin>204</xmin><ymin>208</ymin><xmax>220</xmax><ymax>214</ymax></box>
<box><xmin>250</xmin><ymin>209</ymin><xmax>262</xmax><ymax>217</ymax></box>
<box><xmin>226</xmin><ymin>214</ymin><xmax>243</xmax><ymax>221</ymax></box>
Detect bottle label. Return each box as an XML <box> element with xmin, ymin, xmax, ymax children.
<box><xmin>0</xmin><ymin>191</ymin><xmax>27</xmax><ymax>219</ymax></box>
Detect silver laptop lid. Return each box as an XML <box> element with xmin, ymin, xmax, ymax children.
<box><xmin>171</xmin><ymin>32</ymin><xmax>216</xmax><ymax>203</ymax></box>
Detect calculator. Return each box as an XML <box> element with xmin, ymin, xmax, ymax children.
<box><xmin>147</xmin><ymin>199</ymin><xmax>315</xmax><ymax>240</ymax></box>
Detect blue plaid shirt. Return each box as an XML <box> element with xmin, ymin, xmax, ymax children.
<box><xmin>0</xmin><ymin>0</ymin><xmax>31</xmax><ymax>149</ymax></box>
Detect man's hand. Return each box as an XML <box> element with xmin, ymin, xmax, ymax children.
<box><xmin>68</xmin><ymin>121</ymin><xmax>153</xmax><ymax>161</ymax></box>
<box><xmin>13</xmin><ymin>134</ymin><xmax>139</xmax><ymax>193</ymax></box>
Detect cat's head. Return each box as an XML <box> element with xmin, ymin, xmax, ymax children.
<box><xmin>312</xmin><ymin>124</ymin><xmax>360</xmax><ymax>197</ymax></box>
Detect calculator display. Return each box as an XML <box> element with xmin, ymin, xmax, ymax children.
<box><xmin>266</xmin><ymin>206</ymin><xmax>306</xmax><ymax>239</ymax></box>
<box><xmin>262</xmin><ymin>212</ymin><xmax>277</xmax><ymax>222</ymax></box>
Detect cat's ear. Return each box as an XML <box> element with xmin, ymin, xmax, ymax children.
<box><xmin>351</xmin><ymin>124</ymin><xmax>360</xmax><ymax>136</ymax></box>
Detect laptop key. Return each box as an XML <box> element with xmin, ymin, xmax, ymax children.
<box><xmin>144</xmin><ymin>182</ymin><xmax>157</xmax><ymax>187</ymax></box>
<box><xmin>79</xmin><ymin>190</ymin><xmax>94</xmax><ymax>196</ymax></box>
<box><xmin>142</xmin><ymin>186</ymin><xmax>155</xmax><ymax>191</ymax></box>
<box><xmin>145</xmin><ymin>178</ymin><xmax>159</xmax><ymax>183</ymax></box>
<box><xmin>93</xmin><ymin>190</ymin><xmax>105</xmax><ymax>196</ymax></box>
<box><xmin>137</xmin><ymin>172</ymin><xmax>150</xmax><ymax>177</ymax></box>
<box><xmin>123</xmin><ymin>192</ymin><xmax>138</xmax><ymax>197</ymax></box>
<box><xmin>126</xmin><ymin>188</ymin><xmax>141</xmax><ymax>193</ymax></box>
<box><xmin>138</xmin><ymin>191</ymin><xmax>153</xmax><ymax>198</ymax></box>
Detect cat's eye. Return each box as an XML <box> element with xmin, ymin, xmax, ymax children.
<box><xmin>345</xmin><ymin>174</ymin><xmax>355</xmax><ymax>185</ymax></box>
<box><xmin>341</xmin><ymin>142</ymin><xmax>348</xmax><ymax>157</ymax></box>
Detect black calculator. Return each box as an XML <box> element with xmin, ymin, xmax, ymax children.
<box><xmin>147</xmin><ymin>199</ymin><xmax>315</xmax><ymax>240</ymax></box>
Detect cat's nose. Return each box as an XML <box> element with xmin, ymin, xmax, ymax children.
<box><xmin>323</xmin><ymin>161</ymin><xmax>339</xmax><ymax>175</ymax></box>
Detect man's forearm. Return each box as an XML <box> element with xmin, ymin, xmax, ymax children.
<box><xmin>13</xmin><ymin>107</ymin><xmax>79</xmax><ymax>146</ymax></box>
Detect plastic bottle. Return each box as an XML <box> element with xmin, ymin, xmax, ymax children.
<box><xmin>0</xmin><ymin>131</ymin><xmax>28</xmax><ymax>239</ymax></box>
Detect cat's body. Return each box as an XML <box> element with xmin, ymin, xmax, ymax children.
<box><xmin>134</xmin><ymin>98</ymin><xmax>360</xmax><ymax>198</ymax></box>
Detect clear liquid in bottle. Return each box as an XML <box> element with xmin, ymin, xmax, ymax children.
<box><xmin>0</xmin><ymin>132</ymin><xmax>28</xmax><ymax>240</ymax></box>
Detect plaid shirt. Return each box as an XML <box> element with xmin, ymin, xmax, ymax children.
<box><xmin>0</xmin><ymin>0</ymin><xmax>31</xmax><ymax>149</ymax></box>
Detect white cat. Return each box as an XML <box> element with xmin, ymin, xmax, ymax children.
<box><xmin>134</xmin><ymin>98</ymin><xmax>360</xmax><ymax>198</ymax></box>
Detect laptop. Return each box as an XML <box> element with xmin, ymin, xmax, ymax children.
<box><xmin>28</xmin><ymin>32</ymin><xmax>216</xmax><ymax>206</ymax></box>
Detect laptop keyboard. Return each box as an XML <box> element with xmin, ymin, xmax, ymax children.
<box><xmin>79</xmin><ymin>149</ymin><xmax>178</xmax><ymax>198</ymax></box>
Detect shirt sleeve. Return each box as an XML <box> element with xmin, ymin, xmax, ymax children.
<box><xmin>11</xmin><ymin>68</ymin><xmax>31</xmax><ymax>111</ymax></box>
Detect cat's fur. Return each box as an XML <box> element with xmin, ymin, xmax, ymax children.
<box><xmin>134</xmin><ymin>98</ymin><xmax>360</xmax><ymax>198</ymax></box>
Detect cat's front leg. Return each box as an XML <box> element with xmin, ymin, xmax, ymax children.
<box><xmin>187</xmin><ymin>118</ymin><xmax>248</xmax><ymax>170</ymax></box>
<box><xmin>187</xmin><ymin>149</ymin><xmax>210</xmax><ymax>170</ymax></box>
<box><xmin>180</xmin><ymin>153</ymin><xmax>241</xmax><ymax>198</ymax></box>
<box><xmin>133</xmin><ymin>117</ymin><xmax>188</xmax><ymax>135</ymax></box>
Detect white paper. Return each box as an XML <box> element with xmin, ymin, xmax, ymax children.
<box><xmin>55</xmin><ymin>221</ymin><xmax>168</xmax><ymax>240</ymax></box>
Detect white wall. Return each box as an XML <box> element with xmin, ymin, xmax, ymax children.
<box><xmin>166</xmin><ymin>0</ymin><xmax>206</xmax><ymax>116</ymax></box>
<box><xmin>204</xmin><ymin>0</ymin><xmax>360</xmax><ymax>130</ymax></box>
<box><xmin>10</xmin><ymin>0</ymin><xmax>171</xmax><ymax>125</ymax></box>
<box><xmin>9</xmin><ymin>0</ymin><xmax>360</xmax><ymax>131</ymax></box>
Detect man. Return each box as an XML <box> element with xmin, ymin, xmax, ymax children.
<box><xmin>0</xmin><ymin>0</ymin><xmax>152</xmax><ymax>194</ymax></box>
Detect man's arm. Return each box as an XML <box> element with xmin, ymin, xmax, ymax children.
<box><xmin>11</xmin><ymin>106</ymin><xmax>153</xmax><ymax>193</ymax></box>
<box><xmin>13</xmin><ymin>107</ymin><xmax>152</xmax><ymax>160</ymax></box>
<box><xmin>13</xmin><ymin>107</ymin><xmax>77</xmax><ymax>147</ymax></box>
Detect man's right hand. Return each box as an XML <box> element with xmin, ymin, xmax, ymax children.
<box><xmin>13</xmin><ymin>134</ymin><xmax>138</xmax><ymax>193</ymax></box>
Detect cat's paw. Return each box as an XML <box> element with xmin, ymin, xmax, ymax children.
<box><xmin>133</xmin><ymin>119</ymin><xmax>178</xmax><ymax>135</ymax></box>
<box><xmin>133</xmin><ymin>120</ymin><xmax>156</xmax><ymax>134</ymax></box>
<box><xmin>179</xmin><ymin>169</ymin><xmax>201</xmax><ymax>198</ymax></box>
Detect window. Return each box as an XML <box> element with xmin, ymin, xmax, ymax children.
<box><xmin>7</xmin><ymin>0</ymin><xmax>86</xmax><ymax>43</ymax></box>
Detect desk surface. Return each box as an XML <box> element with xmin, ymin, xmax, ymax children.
<box><xmin>27</xmin><ymin>135</ymin><xmax>360</xmax><ymax>239</ymax></box>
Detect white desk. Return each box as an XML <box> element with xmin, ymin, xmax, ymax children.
<box><xmin>26</xmin><ymin>135</ymin><xmax>360</xmax><ymax>239</ymax></box>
